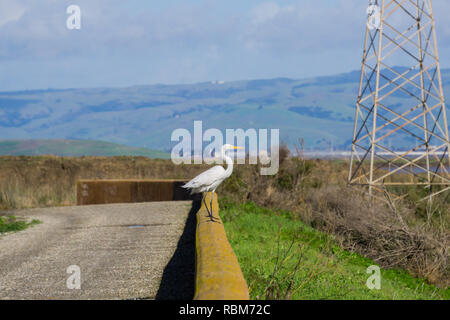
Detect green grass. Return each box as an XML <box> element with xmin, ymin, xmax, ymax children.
<box><xmin>0</xmin><ymin>215</ymin><xmax>41</xmax><ymax>234</ymax></box>
<box><xmin>0</xmin><ymin>139</ymin><xmax>170</xmax><ymax>159</ymax></box>
<box><xmin>219</xmin><ymin>198</ymin><xmax>449</xmax><ymax>300</ymax></box>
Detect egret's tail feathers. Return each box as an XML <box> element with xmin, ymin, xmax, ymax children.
<box><xmin>182</xmin><ymin>181</ymin><xmax>192</xmax><ymax>188</ymax></box>
<box><xmin>182</xmin><ymin>182</ymin><xmax>198</xmax><ymax>194</ymax></box>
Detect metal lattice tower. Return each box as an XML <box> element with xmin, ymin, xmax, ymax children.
<box><xmin>348</xmin><ymin>0</ymin><xmax>450</xmax><ymax>201</ymax></box>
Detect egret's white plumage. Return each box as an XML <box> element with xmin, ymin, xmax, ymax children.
<box><xmin>183</xmin><ymin>166</ymin><xmax>227</xmax><ymax>194</ymax></box>
<box><xmin>183</xmin><ymin>144</ymin><xmax>241</xmax><ymax>219</ymax></box>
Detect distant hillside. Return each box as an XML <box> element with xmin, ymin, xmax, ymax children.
<box><xmin>0</xmin><ymin>68</ymin><xmax>449</xmax><ymax>150</ymax></box>
<box><xmin>0</xmin><ymin>140</ymin><xmax>170</xmax><ymax>158</ymax></box>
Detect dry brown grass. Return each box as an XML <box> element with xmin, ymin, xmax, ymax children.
<box><xmin>0</xmin><ymin>155</ymin><xmax>209</xmax><ymax>210</ymax></box>
<box><xmin>0</xmin><ymin>153</ymin><xmax>448</xmax><ymax>286</ymax></box>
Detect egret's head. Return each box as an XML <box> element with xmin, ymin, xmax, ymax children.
<box><xmin>222</xmin><ymin>144</ymin><xmax>243</xmax><ymax>152</ymax></box>
<box><xmin>221</xmin><ymin>144</ymin><xmax>243</xmax><ymax>157</ymax></box>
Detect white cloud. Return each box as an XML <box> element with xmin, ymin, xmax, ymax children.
<box><xmin>0</xmin><ymin>0</ymin><xmax>26</xmax><ymax>27</ymax></box>
<box><xmin>242</xmin><ymin>0</ymin><xmax>369</xmax><ymax>54</ymax></box>
<box><xmin>250</xmin><ymin>2</ymin><xmax>281</xmax><ymax>25</ymax></box>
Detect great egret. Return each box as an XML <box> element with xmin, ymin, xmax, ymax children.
<box><xmin>183</xmin><ymin>144</ymin><xmax>243</xmax><ymax>220</ymax></box>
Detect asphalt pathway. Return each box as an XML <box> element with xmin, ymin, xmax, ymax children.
<box><xmin>0</xmin><ymin>201</ymin><xmax>196</xmax><ymax>300</ymax></box>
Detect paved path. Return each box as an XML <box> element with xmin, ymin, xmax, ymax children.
<box><xmin>0</xmin><ymin>201</ymin><xmax>195</xmax><ymax>300</ymax></box>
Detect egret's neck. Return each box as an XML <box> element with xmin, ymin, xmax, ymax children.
<box><xmin>223</xmin><ymin>152</ymin><xmax>234</xmax><ymax>178</ymax></box>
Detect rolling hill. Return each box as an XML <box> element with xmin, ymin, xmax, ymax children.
<box><xmin>0</xmin><ymin>68</ymin><xmax>449</xmax><ymax>151</ymax></box>
<box><xmin>0</xmin><ymin>139</ymin><xmax>170</xmax><ymax>158</ymax></box>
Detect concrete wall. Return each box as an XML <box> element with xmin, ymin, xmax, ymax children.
<box><xmin>77</xmin><ymin>179</ymin><xmax>194</xmax><ymax>205</ymax></box>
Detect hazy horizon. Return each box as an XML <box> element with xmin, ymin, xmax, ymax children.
<box><xmin>2</xmin><ymin>65</ymin><xmax>446</xmax><ymax>93</ymax></box>
<box><xmin>0</xmin><ymin>67</ymin><xmax>362</xmax><ymax>93</ymax></box>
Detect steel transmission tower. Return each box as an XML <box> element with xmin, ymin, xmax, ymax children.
<box><xmin>348</xmin><ymin>0</ymin><xmax>450</xmax><ymax>201</ymax></box>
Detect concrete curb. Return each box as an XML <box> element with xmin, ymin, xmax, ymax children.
<box><xmin>194</xmin><ymin>192</ymin><xmax>250</xmax><ymax>300</ymax></box>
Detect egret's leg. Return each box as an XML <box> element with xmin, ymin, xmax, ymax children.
<box><xmin>202</xmin><ymin>193</ymin><xmax>212</xmax><ymax>217</ymax></box>
<box><xmin>210</xmin><ymin>191</ymin><xmax>214</xmax><ymax>217</ymax></box>
<box><xmin>209</xmin><ymin>191</ymin><xmax>220</xmax><ymax>222</ymax></box>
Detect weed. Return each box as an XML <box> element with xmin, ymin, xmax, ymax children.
<box><xmin>0</xmin><ymin>215</ymin><xmax>41</xmax><ymax>234</ymax></box>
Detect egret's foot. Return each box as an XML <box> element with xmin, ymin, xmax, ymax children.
<box><xmin>208</xmin><ymin>215</ymin><xmax>220</xmax><ymax>222</ymax></box>
<box><xmin>201</xmin><ymin>194</ymin><xmax>220</xmax><ymax>222</ymax></box>
<box><xmin>208</xmin><ymin>210</ymin><xmax>221</xmax><ymax>222</ymax></box>
<box><xmin>204</xmin><ymin>207</ymin><xmax>219</xmax><ymax>222</ymax></box>
<box><xmin>208</xmin><ymin>217</ymin><xmax>221</xmax><ymax>223</ymax></box>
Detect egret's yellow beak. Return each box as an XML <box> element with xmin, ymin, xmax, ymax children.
<box><xmin>233</xmin><ymin>146</ymin><xmax>244</xmax><ymax>150</ymax></box>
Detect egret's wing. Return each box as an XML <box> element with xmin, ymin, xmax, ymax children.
<box><xmin>183</xmin><ymin>166</ymin><xmax>225</xmax><ymax>189</ymax></box>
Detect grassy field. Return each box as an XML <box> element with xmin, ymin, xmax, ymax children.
<box><xmin>0</xmin><ymin>215</ymin><xmax>41</xmax><ymax>234</ymax></box>
<box><xmin>220</xmin><ymin>198</ymin><xmax>449</xmax><ymax>300</ymax></box>
<box><xmin>0</xmin><ymin>139</ymin><xmax>170</xmax><ymax>158</ymax></box>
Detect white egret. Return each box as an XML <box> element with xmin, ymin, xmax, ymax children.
<box><xmin>182</xmin><ymin>144</ymin><xmax>243</xmax><ymax>220</ymax></box>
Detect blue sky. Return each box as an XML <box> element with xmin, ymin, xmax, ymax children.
<box><xmin>1</xmin><ymin>0</ymin><xmax>450</xmax><ymax>91</ymax></box>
